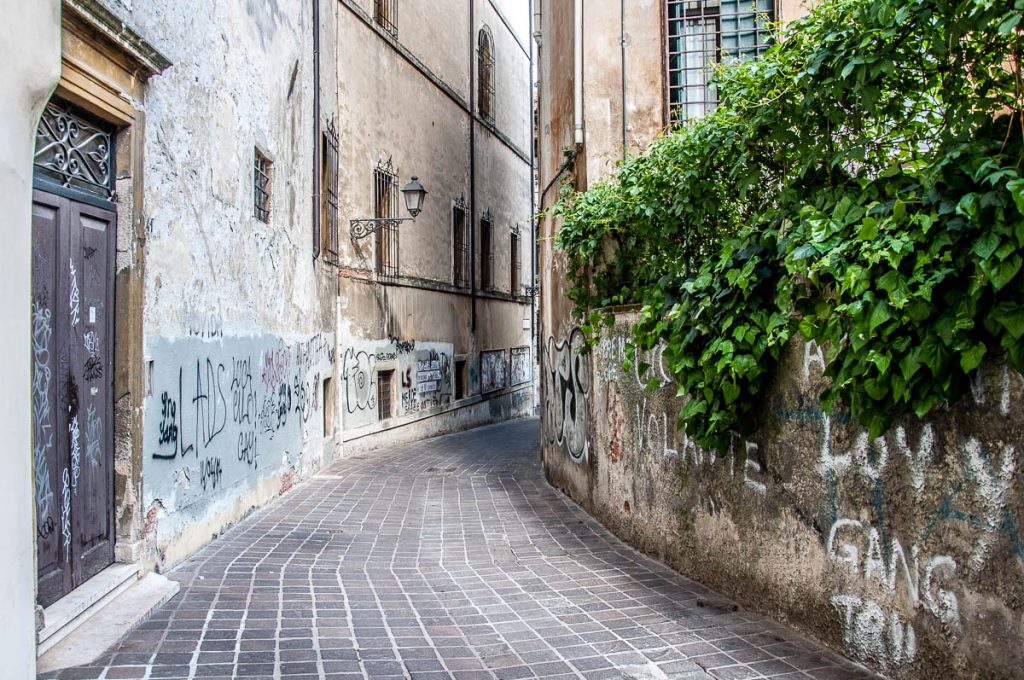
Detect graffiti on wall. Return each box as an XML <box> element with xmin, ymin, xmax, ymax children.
<box><xmin>144</xmin><ymin>332</ymin><xmax>334</xmax><ymax>522</ymax></box>
<box><xmin>543</xmin><ymin>329</ymin><xmax>589</xmax><ymax>463</ymax></box>
<box><xmin>586</xmin><ymin>329</ymin><xmax>1024</xmax><ymax>672</ymax></box>
<box><xmin>341</xmin><ymin>339</ymin><xmax>453</xmax><ymax>430</ymax></box>
<box><xmin>480</xmin><ymin>350</ymin><xmax>508</xmax><ymax>394</ymax></box>
<box><xmin>510</xmin><ymin>346</ymin><xmax>531</xmax><ymax>386</ymax></box>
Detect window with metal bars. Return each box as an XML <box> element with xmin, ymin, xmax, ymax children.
<box><xmin>665</xmin><ymin>0</ymin><xmax>774</xmax><ymax>123</ymax></box>
<box><xmin>453</xmin><ymin>198</ymin><xmax>469</xmax><ymax>288</ymax></box>
<box><xmin>511</xmin><ymin>228</ymin><xmax>521</xmax><ymax>294</ymax></box>
<box><xmin>377</xmin><ymin>370</ymin><xmax>394</xmax><ymax>420</ymax></box>
<box><xmin>254</xmin><ymin>148</ymin><xmax>271</xmax><ymax>222</ymax></box>
<box><xmin>375</xmin><ymin>0</ymin><xmax>397</xmax><ymax>37</ymax></box>
<box><xmin>374</xmin><ymin>158</ymin><xmax>399</xmax><ymax>280</ymax></box>
<box><xmin>478</xmin><ymin>27</ymin><xmax>495</xmax><ymax>123</ymax></box>
<box><xmin>321</xmin><ymin>123</ymin><xmax>339</xmax><ymax>264</ymax></box>
<box><xmin>480</xmin><ymin>210</ymin><xmax>494</xmax><ymax>291</ymax></box>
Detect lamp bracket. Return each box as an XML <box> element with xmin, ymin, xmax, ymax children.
<box><xmin>349</xmin><ymin>217</ymin><xmax>414</xmax><ymax>241</ymax></box>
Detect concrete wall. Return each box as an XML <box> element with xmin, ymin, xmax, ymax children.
<box><xmin>335</xmin><ymin>0</ymin><xmax>535</xmax><ymax>450</ymax></box>
<box><xmin>2</xmin><ymin>4</ymin><xmax>62</xmax><ymax>674</ymax></box>
<box><xmin>102</xmin><ymin>0</ymin><xmax>339</xmax><ymax>571</ymax></box>
<box><xmin>541</xmin><ymin>316</ymin><xmax>1024</xmax><ymax>678</ymax></box>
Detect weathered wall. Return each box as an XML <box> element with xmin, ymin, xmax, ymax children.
<box><xmin>335</xmin><ymin>0</ymin><xmax>534</xmax><ymax>450</ymax></box>
<box><xmin>541</xmin><ymin>315</ymin><xmax>1024</xmax><ymax>678</ymax></box>
<box><xmin>142</xmin><ymin>332</ymin><xmax>334</xmax><ymax>567</ymax></box>
<box><xmin>2</xmin><ymin>2</ymin><xmax>62</xmax><ymax>674</ymax></box>
<box><xmin>104</xmin><ymin>0</ymin><xmax>339</xmax><ymax>570</ymax></box>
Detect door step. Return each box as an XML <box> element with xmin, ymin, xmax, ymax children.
<box><xmin>37</xmin><ymin>566</ymin><xmax>179</xmax><ymax>674</ymax></box>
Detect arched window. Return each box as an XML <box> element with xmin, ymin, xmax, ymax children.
<box><xmin>477</xmin><ymin>27</ymin><xmax>495</xmax><ymax>122</ymax></box>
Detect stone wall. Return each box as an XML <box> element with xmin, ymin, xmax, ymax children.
<box><xmin>541</xmin><ymin>314</ymin><xmax>1024</xmax><ymax>678</ymax></box>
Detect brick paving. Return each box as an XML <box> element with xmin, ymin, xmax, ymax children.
<box><xmin>42</xmin><ymin>418</ymin><xmax>876</xmax><ymax>680</ymax></box>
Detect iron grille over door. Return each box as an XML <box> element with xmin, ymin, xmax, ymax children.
<box><xmin>665</xmin><ymin>0</ymin><xmax>774</xmax><ymax>122</ymax></box>
<box><xmin>453</xmin><ymin>198</ymin><xmax>469</xmax><ymax>288</ymax></box>
<box><xmin>374</xmin><ymin>158</ymin><xmax>399</xmax><ymax>281</ymax></box>
<box><xmin>34</xmin><ymin>99</ymin><xmax>115</xmax><ymax>202</ymax></box>
<box><xmin>321</xmin><ymin>122</ymin><xmax>340</xmax><ymax>264</ymax></box>
<box><xmin>480</xmin><ymin>210</ymin><xmax>493</xmax><ymax>291</ymax></box>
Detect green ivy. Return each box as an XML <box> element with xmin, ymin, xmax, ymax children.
<box><xmin>554</xmin><ymin>0</ymin><xmax>1024</xmax><ymax>451</ymax></box>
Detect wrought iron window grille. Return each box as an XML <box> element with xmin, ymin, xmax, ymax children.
<box><xmin>478</xmin><ymin>27</ymin><xmax>496</xmax><ymax>123</ymax></box>
<box><xmin>453</xmin><ymin>196</ymin><xmax>470</xmax><ymax>288</ymax></box>
<box><xmin>510</xmin><ymin>224</ymin><xmax>522</xmax><ymax>294</ymax></box>
<box><xmin>34</xmin><ymin>99</ymin><xmax>115</xmax><ymax>200</ymax></box>
<box><xmin>375</xmin><ymin>0</ymin><xmax>398</xmax><ymax>37</ymax></box>
<box><xmin>665</xmin><ymin>0</ymin><xmax>774</xmax><ymax>123</ymax></box>
<box><xmin>254</xmin><ymin>148</ymin><xmax>272</xmax><ymax>222</ymax></box>
<box><xmin>373</xmin><ymin>157</ymin><xmax>400</xmax><ymax>281</ymax></box>
<box><xmin>480</xmin><ymin>209</ymin><xmax>494</xmax><ymax>291</ymax></box>
<box><xmin>321</xmin><ymin>120</ymin><xmax>340</xmax><ymax>265</ymax></box>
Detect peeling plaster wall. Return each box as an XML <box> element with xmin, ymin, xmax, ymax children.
<box><xmin>2</xmin><ymin>1</ymin><xmax>61</xmax><ymax>671</ymax></box>
<box><xmin>540</xmin><ymin>315</ymin><xmax>1024</xmax><ymax>679</ymax></box>
<box><xmin>102</xmin><ymin>0</ymin><xmax>339</xmax><ymax>570</ymax></box>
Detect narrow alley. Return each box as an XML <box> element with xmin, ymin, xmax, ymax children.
<box><xmin>41</xmin><ymin>419</ymin><xmax>873</xmax><ymax>680</ymax></box>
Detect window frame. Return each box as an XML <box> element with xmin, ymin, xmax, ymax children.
<box><xmin>477</xmin><ymin>26</ymin><xmax>495</xmax><ymax>123</ymax></box>
<box><xmin>253</xmin><ymin>147</ymin><xmax>272</xmax><ymax>223</ymax></box>
<box><xmin>374</xmin><ymin>157</ymin><xmax>400</xmax><ymax>281</ymax></box>
<box><xmin>375</xmin><ymin>0</ymin><xmax>398</xmax><ymax>37</ymax></box>
<box><xmin>510</xmin><ymin>226</ymin><xmax>521</xmax><ymax>295</ymax></box>
<box><xmin>664</xmin><ymin>0</ymin><xmax>775</xmax><ymax>124</ymax></box>
<box><xmin>321</xmin><ymin>121</ymin><xmax>340</xmax><ymax>264</ymax></box>
<box><xmin>480</xmin><ymin>209</ymin><xmax>494</xmax><ymax>291</ymax></box>
<box><xmin>452</xmin><ymin>197</ymin><xmax>469</xmax><ymax>288</ymax></box>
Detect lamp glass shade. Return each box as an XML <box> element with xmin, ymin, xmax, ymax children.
<box><xmin>401</xmin><ymin>176</ymin><xmax>427</xmax><ymax>218</ymax></box>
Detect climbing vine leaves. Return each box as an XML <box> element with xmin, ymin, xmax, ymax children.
<box><xmin>554</xmin><ymin>0</ymin><xmax>1024</xmax><ymax>451</ymax></box>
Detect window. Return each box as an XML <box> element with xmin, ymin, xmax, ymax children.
<box><xmin>321</xmin><ymin>122</ymin><xmax>339</xmax><ymax>264</ymax></box>
<box><xmin>374</xmin><ymin>158</ymin><xmax>399</xmax><ymax>280</ymax></box>
<box><xmin>375</xmin><ymin>0</ymin><xmax>397</xmax><ymax>37</ymax></box>
<box><xmin>253</xmin><ymin>148</ymin><xmax>271</xmax><ymax>222</ymax></box>
<box><xmin>453</xmin><ymin>197</ymin><xmax>469</xmax><ymax>288</ymax></box>
<box><xmin>511</xmin><ymin>227</ymin><xmax>521</xmax><ymax>294</ymax></box>
<box><xmin>455</xmin><ymin>360</ymin><xmax>466</xmax><ymax>400</ymax></box>
<box><xmin>478</xmin><ymin>27</ymin><xmax>495</xmax><ymax>122</ymax></box>
<box><xmin>480</xmin><ymin>210</ymin><xmax>493</xmax><ymax>291</ymax></box>
<box><xmin>322</xmin><ymin>377</ymin><xmax>334</xmax><ymax>437</ymax></box>
<box><xmin>377</xmin><ymin>369</ymin><xmax>394</xmax><ymax>420</ymax></box>
<box><xmin>665</xmin><ymin>0</ymin><xmax>774</xmax><ymax>123</ymax></box>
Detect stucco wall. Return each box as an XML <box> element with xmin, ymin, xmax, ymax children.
<box><xmin>541</xmin><ymin>315</ymin><xmax>1024</xmax><ymax>678</ymax></box>
<box><xmin>104</xmin><ymin>0</ymin><xmax>339</xmax><ymax>570</ymax></box>
<box><xmin>2</xmin><ymin>4</ymin><xmax>62</xmax><ymax>674</ymax></box>
<box><xmin>334</xmin><ymin>0</ymin><xmax>534</xmax><ymax>449</ymax></box>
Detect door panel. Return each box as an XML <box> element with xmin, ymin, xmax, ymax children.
<box><xmin>32</xmin><ymin>192</ymin><xmax>70</xmax><ymax>607</ymax></box>
<box><xmin>71</xmin><ymin>204</ymin><xmax>115</xmax><ymax>584</ymax></box>
<box><xmin>32</xmin><ymin>190</ymin><xmax>115</xmax><ymax>607</ymax></box>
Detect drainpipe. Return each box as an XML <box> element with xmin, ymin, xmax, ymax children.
<box><xmin>529</xmin><ymin>0</ymin><xmax>538</xmax><ymax>390</ymax></box>
<box><xmin>312</xmin><ymin>0</ymin><xmax>321</xmax><ymax>259</ymax></box>
<box><xmin>533</xmin><ymin>0</ymin><xmax>542</xmax><ymax>47</ymax></box>
<box><xmin>620</xmin><ymin>0</ymin><xmax>627</xmax><ymax>158</ymax></box>
<box><xmin>574</xmin><ymin>0</ymin><xmax>583</xmax><ymax>145</ymax></box>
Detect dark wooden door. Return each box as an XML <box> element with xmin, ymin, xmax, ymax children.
<box><xmin>32</xmin><ymin>189</ymin><xmax>115</xmax><ymax>608</ymax></box>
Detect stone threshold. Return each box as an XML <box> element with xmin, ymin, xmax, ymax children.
<box><xmin>37</xmin><ymin>565</ymin><xmax>179</xmax><ymax>674</ymax></box>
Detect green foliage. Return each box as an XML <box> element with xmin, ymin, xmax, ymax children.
<box><xmin>554</xmin><ymin>0</ymin><xmax>1024</xmax><ymax>451</ymax></box>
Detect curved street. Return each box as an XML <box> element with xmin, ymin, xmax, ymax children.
<box><xmin>42</xmin><ymin>419</ymin><xmax>873</xmax><ymax>680</ymax></box>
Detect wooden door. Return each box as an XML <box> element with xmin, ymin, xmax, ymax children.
<box><xmin>32</xmin><ymin>189</ymin><xmax>115</xmax><ymax>608</ymax></box>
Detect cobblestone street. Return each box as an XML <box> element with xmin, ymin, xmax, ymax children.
<box><xmin>42</xmin><ymin>419</ymin><xmax>874</xmax><ymax>680</ymax></box>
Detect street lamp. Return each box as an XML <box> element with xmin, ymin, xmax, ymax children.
<box><xmin>349</xmin><ymin>176</ymin><xmax>429</xmax><ymax>240</ymax></box>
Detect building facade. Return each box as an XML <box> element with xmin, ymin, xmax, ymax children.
<box><xmin>535</xmin><ymin>2</ymin><xmax>1024</xmax><ymax>678</ymax></box>
<box><xmin>333</xmin><ymin>0</ymin><xmax>535</xmax><ymax>453</ymax></box>
<box><xmin>12</xmin><ymin>0</ymin><xmax>533</xmax><ymax>671</ymax></box>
